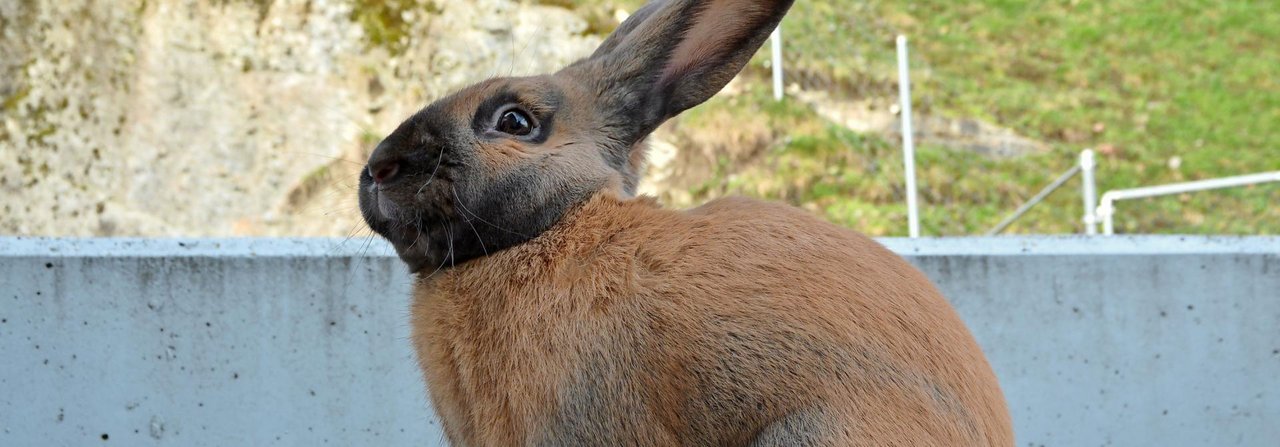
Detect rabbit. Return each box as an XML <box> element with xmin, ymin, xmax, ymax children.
<box><xmin>357</xmin><ymin>0</ymin><xmax>1013</xmax><ymax>445</ymax></box>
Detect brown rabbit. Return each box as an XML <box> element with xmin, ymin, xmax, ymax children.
<box><xmin>357</xmin><ymin>0</ymin><xmax>1013</xmax><ymax>445</ymax></box>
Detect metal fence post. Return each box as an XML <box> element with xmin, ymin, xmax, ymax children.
<box><xmin>1080</xmin><ymin>149</ymin><xmax>1098</xmax><ymax>235</ymax></box>
<box><xmin>1099</xmin><ymin>194</ymin><xmax>1117</xmax><ymax>235</ymax></box>
<box><xmin>896</xmin><ymin>35</ymin><xmax>920</xmax><ymax>238</ymax></box>
<box><xmin>771</xmin><ymin>27</ymin><xmax>784</xmax><ymax>101</ymax></box>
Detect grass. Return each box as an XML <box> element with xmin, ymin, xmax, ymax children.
<box><xmin>677</xmin><ymin>83</ymin><xmax>1046</xmax><ymax>236</ymax></box>
<box><xmin>561</xmin><ymin>0</ymin><xmax>1279</xmax><ymax>235</ymax></box>
<box><xmin>350</xmin><ymin>0</ymin><xmax>441</xmax><ymax>55</ymax></box>
<box><xmin>869</xmin><ymin>0</ymin><xmax>1280</xmax><ymax>235</ymax></box>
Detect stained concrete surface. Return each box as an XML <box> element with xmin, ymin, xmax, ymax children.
<box><xmin>1</xmin><ymin>236</ymin><xmax>1277</xmax><ymax>445</ymax></box>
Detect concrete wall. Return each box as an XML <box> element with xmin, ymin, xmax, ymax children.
<box><xmin>2</xmin><ymin>236</ymin><xmax>1277</xmax><ymax>446</ymax></box>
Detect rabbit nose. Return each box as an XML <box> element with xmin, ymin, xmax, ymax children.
<box><xmin>369</xmin><ymin>159</ymin><xmax>401</xmax><ymax>184</ymax></box>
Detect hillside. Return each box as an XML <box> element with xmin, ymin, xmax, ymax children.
<box><xmin>585</xmin><ymin>0</ymin><xmax>1280</xmax><ymax>236</ymax></box>
<box><xmin>3</xmin><ymin>0</ymin><xmax>1276</xmax><ymax>237</ymax></box>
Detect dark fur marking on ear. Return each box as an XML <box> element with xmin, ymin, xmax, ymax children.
<box><xmin>657</xmin><ymin>2</ymin><xmax>791</xmax><ymax>118</ymax></box>
<box><xmin>588</xmin><ymin>0</ymin><xmax>668</xmax><ymax>59</ymax></box>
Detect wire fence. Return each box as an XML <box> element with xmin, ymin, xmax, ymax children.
<box><xmin>764</xmin><ymin>1</ymin><xmax>911</xmax><ymax>100</ymax></box>
<box><xmin>744</xmin><ymin>3</ymin><xmax>1276</xmax><ymax>237</ymax></box>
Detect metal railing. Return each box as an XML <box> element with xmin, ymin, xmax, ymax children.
<box><xmin>1096</xmin><ymin>171</ymin><xmax>1280</xmax><ymax>235</ymax></box>
<box><xmin>987</xmin><ymin>149</ymin><xmax>1098</xmax><ymax>235</ymax></box>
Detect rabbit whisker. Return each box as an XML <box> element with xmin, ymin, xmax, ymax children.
<box><xmin>450</xmin><ymin>185</ymin><xmax>530</xmax><ymax>238</ymax></box>
<box><xmin>416</xmin><ymin>149</ymin><xmax>447</xmax><ymax>197</ymax></box>
<box><xmin>332</xmin><ymin>222</ymin><xmax>368</xmax><ymax>254</ymax></box>
<box><xmin>422</xmin><ymin>251</ymin><xmax>451</xmax><ymax>279</ymax></box>
<box><xmin>423</xmin><ymin>256</ymin><xmax>450</xmax><ymax>279</ymax></box>
<box><xmin>405</xmin><ymin>210</ymin><xmax>426</xmax><ymax>252</ymax></box>
<box><xmin>452</xmin><ymin>188</ymin><xmax>489</xmax><ymax>257</ymax></box>
<box><xmin>445</xmin><ymin>220</ymin><xmax>456</xmax><ymax>269</ymax></box>
<box><xmin>415</xmin><ymin>221</ymin><xmax>451</xmax><ymax>279</ymax></box>
<box><xmin>357</xmin><ymin>227</ymin><xmax>376</xmax><ymax>260</ymax></box>
<box><xmin>280</xmin><ymin>151</ymin><xmax>366</xmax><ymax>167</ymax></box>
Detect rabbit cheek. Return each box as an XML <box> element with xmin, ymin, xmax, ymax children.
<box><xmin>475</xmin><ymin>139</ymin><xmax>535</xmax><ymax>173</ymax></box>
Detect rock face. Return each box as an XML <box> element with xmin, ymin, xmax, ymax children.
<box><xmin>1</xmin><ymin>0</ymin><xmax>600</xmax><ymax>237</ymax></box>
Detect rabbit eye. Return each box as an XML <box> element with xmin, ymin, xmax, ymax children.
<box><xmin>495</xmin><ymin>109</ymin><xmax>534</xmax><ymax>136</ymax></box>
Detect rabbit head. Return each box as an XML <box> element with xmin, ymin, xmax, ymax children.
<box><xmin>359</xmin><ymin>0</ymin><xmax>795</xmax><ymax>272</ymax></box>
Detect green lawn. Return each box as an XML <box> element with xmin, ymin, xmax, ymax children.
<box><xmin>871</xmin><ymin>0</ymin><xmax>1280</xmax><ymax>235</ymax></box>
<box><xmin>557</xmin><ymin>0</ymin><xmax>1280</xmax><ymax>235</ymax></box>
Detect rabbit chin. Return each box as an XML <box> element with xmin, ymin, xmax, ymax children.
<box><xmin>392</xmin><ymin>237</ymin><xmax>433</xmax><ymax>274</ymax></box>
<box><xmin>359</xmin><ymin>186</ymin><xmax>441</xmax><ymax>274</ymax></box>
<box><xmin>367</xmin><ymin>209</ymin><xmax>443</xmax><ymax>275</ymax></box>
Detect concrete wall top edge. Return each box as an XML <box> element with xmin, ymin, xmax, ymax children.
<box><xmin>2</xmin><ymin>235</ymin><xmax>1276</xmax><ymax>258</ymax></box>
<box><xmin>0</xmin><ymin>236</ymin><xmax>400</xmax><ymax>258</ymax></box>
<box><xmin>878</xmin><ymin>235</ymin><xmax>1280</xmax><ymax>256</ymax></box>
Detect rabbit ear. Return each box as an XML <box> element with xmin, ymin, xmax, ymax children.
<box><xmin>587</xmin><ymin>0</ymin><xmax>669</xmax><ymax>58</ymax></box>
<box><xmin>568</xmin><ymin>0</ymin><xmax>794</xmax><ymax>143</ymax></box>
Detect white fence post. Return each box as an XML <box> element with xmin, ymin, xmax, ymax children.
<box><xmin>896</xmin><ymin>35</ymin><xmax>920</xmax><ymax>238</ymax></box>
<box><xmin>771</xmin><ymin>27</ymin><xmax>784</xmax><ymax>101</ymax></box>
<box><xmin>1080</xmin><ymin>149</ymin><xmax>1098</xmax><ymax>235</ymax></box>
<box><xmin>1099</xmin><ymin>194</ymin><xmax>1117</xmax><ymax>235</ymax></box>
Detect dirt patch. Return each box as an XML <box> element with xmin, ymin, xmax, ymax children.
<box><xmin>793</xmin><ymin>88</ymin><xmax>1047</xmax><ymax>158</ymax></box>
